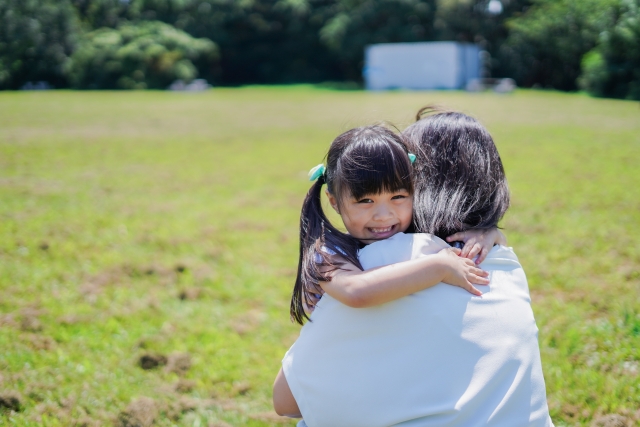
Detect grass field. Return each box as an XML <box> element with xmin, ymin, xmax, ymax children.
<box><xmin>0</xmin><ymin>87</ymin><xmax>639</xmax><ymax>426</ymax></box>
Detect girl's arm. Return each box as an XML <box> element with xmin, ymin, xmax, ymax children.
<box><xmin>273</xmin><ymin>250</ymin><xmax>484</xmax><ymax>415</ymax></box>
<box><xmin>319</xmin><ymin>248</ymin><xmax>489</xmax><ymax>309</ymax></box>
<box><xmin>446</xmin><ymin>228</ymin><xmax>507</xmax><ymax>264</ymax></box>
<box><xmin>273</xmin><ymin>368</ymin><xmax>301</xmax><ymax>418</ymax></box>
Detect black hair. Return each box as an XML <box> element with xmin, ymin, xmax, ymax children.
<box><xmin>403</xmin><ymin>106</ymin><xmax>510</xmax><ymax>239</ymax></box>
<box><xmin>291</xmin><ymin>125</ymin><xmax>414</xmax><ymax>324</ymax></box>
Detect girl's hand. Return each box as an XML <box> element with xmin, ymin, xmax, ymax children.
<box><xmin>445</xmin><ymin>228</ymin><xmax>507</xmax><ymax>264</ymax></box>
<box><xmin>437</xmin><ymin>247</ymin><xmax>490</xmax><ymax>296</ymax></box>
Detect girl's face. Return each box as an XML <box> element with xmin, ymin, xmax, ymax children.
<box><xmin>327</xmin><ymin>188</ymin><xmax>413</xmax><ymax>245</ymax></box>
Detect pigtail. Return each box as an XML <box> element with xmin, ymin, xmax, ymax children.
<box><xmin>291</xmin><ymin>175</ymin><xmax>362</xmax><ymax>325</ymax></box>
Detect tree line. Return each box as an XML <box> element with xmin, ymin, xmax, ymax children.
<box><xmin>1</xmin><ymin>0</ymin><xmax>638</xmax><ymax>99</ymax></box>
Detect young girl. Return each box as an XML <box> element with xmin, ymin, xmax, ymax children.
<box><xmin>290</xmin><ymin>125</ymin><xmax>504</xmax><ymax>325</ymax></box>
<box><xmin>273</xmin><ymin>114</ymin><xmax>543</xmax><ymax>426</ymax></box>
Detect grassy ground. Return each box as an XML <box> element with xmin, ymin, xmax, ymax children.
<box><xmin>0</xmin><ymin>87</ymin><xmax>638</xmax><ymax>426</ymax></box>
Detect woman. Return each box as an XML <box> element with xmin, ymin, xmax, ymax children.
<box><xmin>274</xmin><ymin>108</ymin><xmax>553</xmax><ymax>427</ymax></box>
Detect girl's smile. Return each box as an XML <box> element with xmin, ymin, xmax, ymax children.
<box><xmin>367</xmin><ymin>224</ymin><xmax>399</xmax><ymax>239</ymax></box>
<box><xmin>327</xmin><ymin>189</ymin><xmax>413</xmax><ymax>244</ymax></box>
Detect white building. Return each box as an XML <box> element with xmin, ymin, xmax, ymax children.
<box><xmin>363</xmin><ymin>41</ymin><xmax>481</xmax><ymax>91</ymax></box>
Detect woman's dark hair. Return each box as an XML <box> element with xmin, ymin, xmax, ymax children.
<box><xmin>292</xmin><ymin>125</ymin><xmax>414</xmax><ymax>324</ymax></box>
<box><xmin>403</xmin><ymin>106</ymin><xmax>510</xmax><ymax>239</ymax></box>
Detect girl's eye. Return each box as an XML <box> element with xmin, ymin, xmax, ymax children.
<box><xmin>357</xmin><ymin>198</ymin><xmax>373</xmax><ymax>204</ymax></box>
<box><xmin>391</xmin><ymin>194</ymin><xmax>407</xmax><ymax>200</ymax></box>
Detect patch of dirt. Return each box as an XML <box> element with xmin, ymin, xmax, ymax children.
<box><xmin>81</xmin><ymin>263</ymin><xmax>174</xmax><ymax>301</ymax></box>
<box><xmin>117</xmin><ymin>397</ymin><xmax>157</xmax><ymax>427</ymax></box>
<box><xmin>591</xmin><ymin>414</ymin><xmax>632</xmax><ymax>427</ymax></box>
<box><xmin>27</xmin><ymin>334</ymin><xmax>56</xmax><ymax>351</ymax></box>
<box><xmin>0</xmin><ymin>314</ymin><xmax>17</xmax><ymax>328</ymax></box>
<box><xmin>204</xmin><ymin>247</ymin><xmax>224</xmax><ymax>261</ymax></box>
<box><xmin>178</xmin><ymin>287</ymin><xmax>202</xmax><ymax>301</ymax></box>
<box><xmin>165</xmin><ymin>353</ymin><xmax>191</xmax><ymax>376</ymax></box>
<box><xmin>230</xmin><ymin>309</ymin><xmax>265</xmax><ymax>336</ymax></box>
<box><xmin>617</xmin><ymin>361</ymin><xmax>639</xmax><ymax>376</ymax></box>
<box><xmin>73</xmin><ymin>415</ymin><xmax>101</xmax><ymax>427</ymax></box>
<box><xmin>173</xmin><ymin>396</ymin><xmax>198</xmax><ymax>413</ymax></box>
<box><xmin>146</xmin><ymin>297</ymin><xmax>160</xmax><ymax>310</ymax></box>
<box><xmin>146</xmin><ymin>264</ymin><xmax>181</xmax><ymax>287</ymax></box>
<box><xmin>59</xmin><ymin>394</ymin><xmax>77</xmax><ymax>410</ymax></box>
<box><xmin>0</xmin><ymin>391</ymin><xmax>22</xmax><ymax>412</ymax></box>
<box><xmin>58</xmin><ymin>314</ymin><xmax>82</xmax><ymax>325</ymax></box>
<box><xmin>20</xmin><ymin>315</ymin><xmax>42</xmax><ymax>332</ymax></box>
<box><xmin>207</xmin><ymin>422</ymin><xmax>233</xmax><ymax>427</ymax></box>
<box><xmin>20</xmin><ymin>308</ymin><xmax>45</xmax><ymax>332</ymax></box>
<box><xmin>617</xmin><ymin>262</ymin><xmax>639</xmax><ymax>282</ymax></box>
<box><xmin>173</xmin><ymin>379</ymin><xmax>196</xmax><ymax>393</ymax></box>
<box><xmin>209</xmin><ymin>398</ymin><xmax>239</xmax><ymax>412</ymax></box>
<box><xmin>138</xmin><ymin>353</ymin><xmax>167</xmax><ymax>370</ymax></box>
<box><xmin>193</xmin><ymin>265</ymin><xmax>217</xmax><ymax>282</ymax></box>
<box><xmin>34</xmin><ymin>401</ymin><xmax>72</xmax><ymax>423</ymax></box>
<box><xmin>165</xmin><ymin>396</ymin><xmax>216</xmax><ymax>421</ymax></box>
<box><xmin>82</xmin><ymin>265</ymin><xmax>133</xmax><ymax>288</ymax></box>
<box><xmin>231</xmin><ymin>381</ymin><xmax>251</xmax><ymax>396</ymax></box>
<box><xmin>230</xmin><ymin>220</ymin><xmax>269</xmax><ymax>231</ymax></box>
<box><xmin>160</xmin><ymin>322</ymin><xmax>176</xmax><ymax>334</ymax></box>
<box><xmin>249</xmin><ymin>411</ymin><xmax>296</xmax><ymax>424</ymax></box>
<box><xmin>561</xmin><ymin>403</ymin><xmax>580</xmax><ymax>419</ymax></box>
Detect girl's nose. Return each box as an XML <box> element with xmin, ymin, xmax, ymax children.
<box><xmin>373</xmin><ymin>203</ymin><xmax>394</xmax><ymax>220</ymax></box>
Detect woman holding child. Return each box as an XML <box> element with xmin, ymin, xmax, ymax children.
<box><xmin>274</xmin><ymin>108</ymin><xmax>553</xmax><ymax>427</ymax></box>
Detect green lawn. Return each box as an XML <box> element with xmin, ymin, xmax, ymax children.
<box><xmin>0</xmin><ymin>87</ymin><xmax>639</xmax><ymax>426</ymax></box>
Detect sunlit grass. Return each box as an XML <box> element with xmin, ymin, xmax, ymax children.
<box><xmin>0</xmin><ymin>87</ymin><xmax>639</xmax><ymax>426</ymax></box>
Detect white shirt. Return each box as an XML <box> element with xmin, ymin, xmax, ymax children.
<box><xmin>283</xmin><ymin>233</ymin><xmax>553</xmax><ymax>427</ymax></box>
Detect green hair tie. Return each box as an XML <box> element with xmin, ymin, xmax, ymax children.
<box><xmin>408</xmin><ymin>153</ymin><xmax>416</xmax><ymax>164</ymax></box>
<box><xmin>308</xmin><ymin>164</ymin><xmax>326</xmax><ymax>181</ymax></box>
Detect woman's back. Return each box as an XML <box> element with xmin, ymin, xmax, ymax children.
<box><xmin>283</xmin><ymin>233</ymin><xmax>552</xmax><ymax>427</ymax></box>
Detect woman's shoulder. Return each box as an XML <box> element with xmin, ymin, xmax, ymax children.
<box><xmin>481</xmin><ymin>244</ymin><xmax>521</xmax><ymax>266</ymax></box>
<box><xmin>358</xmin><ymin>233</ymin><xmax>449</xmax><ymax>269</ymax></box>
<box><xmin>358</xmin><ymin>232</ymin><xmax>412</xmax><ymax>254</ymax></box>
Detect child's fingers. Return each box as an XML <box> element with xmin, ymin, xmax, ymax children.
<box><xmin>462</xmin><ymin>240</ymin><xmax>484</xmax><ymax>258</ymax></box>
<box><xmin>462</xmin><ymin>258</ymin><xmax>476</xmax><ymax>267</ymax></box>
<box><xmin>460</xmin><ymin>244</ymin><xmax>470</xmax><ymax>258</ymax></box>
<box><xmin>446</xmin><ymin>231</ymin><xmax>465</xmax><ymax>242</ymax></box>
<box><xmin>476</xmin><ymin>247</ymin><xmax>489</xmax><ymax>265</ymax></box>
<box><xmin>470</xmin><ymin>274</ymin><xmax>490</xmax><ymax>285</ymax></box>
<box><xmin>471</xmin><ymin>266</ymin><xmax>489</xmax><ymax>277</ymax></box>
<box><xmin>464</xmin><ymin>281</ymin><xmax>483</xmax><ymax>296</ymax></box>
<box><xmin>448</xmin><ymin>247</ymin><xmax>462</xmax><ymax>256</ymax></box>
<box><xmin>466</xmin><ymin>243</ymin><xmax>482</xmax><ymax>260</ymax></box>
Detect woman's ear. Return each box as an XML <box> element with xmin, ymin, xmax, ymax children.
<box><xmin>326</xmin><ymin>190</ymin><xmax>340</xmax><ymax>214</ymax></box>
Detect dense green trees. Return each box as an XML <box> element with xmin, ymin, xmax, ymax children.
<box><xmin>579</xmin><ymin>0</ymin><xmax>640</xmax><ymax>100</ymax></box>
<box><xmin>501</xmin><ymin>0</ymin><xmax>621</xmax><ymax>91</ymax></box>
<box><xmin>172</xmin><ymin>0</ymin><xmax>343</xmax><ymax>84</ymax></box>
<box><xmin>319</xmin><ymin>0</ymin><xmax>438</xmax><ymax>80</ymax></box>
<box><xmin>71</xmin><ymin>0</ymin><xmax>130</xmax><ymax>29</ymax></box>
<box><xmin>0</xmin><ymin>0</ymin><xmax>218</xmax><ymax>89</ymax></box>
<box><xmin>69</xmin><ymin>0</ymin><xmax>345</xmax><ymax>84</ymax></box>
<box><xmin>0</xmin><ymin>0</ymin><xmax>79</xmax><ymax>89</ymax></box>
<box><xmin>66</xmin><ymin>21</ymin><xmax>218</xmax><ymax>89</ymax></box>
<box><xmin>1</xmin><ymin>0</ymin><xmax>639</xmax><ymax>98</ymax></box>
<box><xmin>434</xmin><ymin>0</ymin><xmax>532</xmax><ymax>78</ymax></box>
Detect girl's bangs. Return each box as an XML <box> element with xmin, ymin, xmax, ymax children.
<box><xmin>337</xmin><ymin>138</ymin><xmax>413</xmax><ymax>201</ymax></box>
